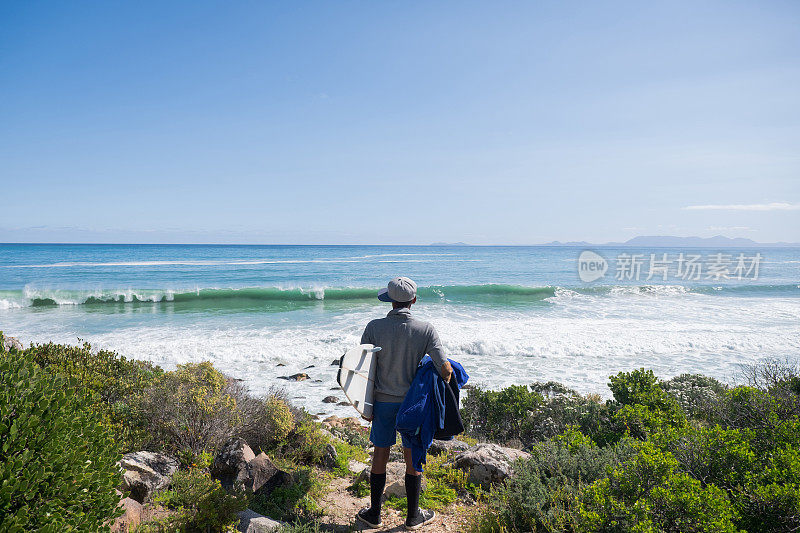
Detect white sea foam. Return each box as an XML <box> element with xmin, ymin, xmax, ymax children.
<box><xmin>3</xmin><ymin>291</ymin><xmax>798</xmax><ymax>417</ymax></box>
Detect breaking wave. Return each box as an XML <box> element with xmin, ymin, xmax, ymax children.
<box><xmin>0</xmin><ymin>283</ymin><xmax>797</xmax><ymax>310</ymax></box>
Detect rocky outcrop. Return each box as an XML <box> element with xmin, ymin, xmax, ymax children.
<box><xmin>247</xmin><ymin>453</ymin><xmax>293</xmax><ymax>496</ymax></box>
<box><xmin>451</xmin><ymin>443</ymin><xmax>529</xmax><ymax>488</ymax></box>
<box><xmin>237</xmin><ymin>509</ymin><xmax>283</xmax><ymax>533</ymax></box>
<box><xmin>211</xmin><ymin>437</ymin><xmax>256</xmax><ymax>490</ymax></box>
<box><xmin>119</xmin><ymin>451</ymin><xmax>179</xmax><ymax>503</ymax></box>
<box><xmin>321</xmin><ymin>443</ymin><xmax>338</xmax><ymax>469</ymax></box>
<box><xmin>111</xmin><ymin>497</ymin><xmax>143</xmax><ymax>532</ymax></box>
<box><xmin>428</xmin><ymin>438</ymin><xmax>471</xmax><ymax>456</ymax></box>
<box><xmin>322</xmin><ymin>396</ymin><xmax>339</xmax><ymax>403</ymax></box>
<box><xmin>321</xmin><ymin>415</ymin><xmax>362</xmax><ymax>431</ymax></box>
<box><xmin>211</xmin><ymin>438</ymin><xmax>291</xmax><ymax>496</ymax></box>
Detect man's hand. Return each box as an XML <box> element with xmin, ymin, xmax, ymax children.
<box><xmin>440</xmin><ymin>360</ymin><xmax>453</xmax><ymax>383</ymax></box>
<box><xmin>362</xmin><ymin>414</ymin><xmax>373</xmax><ymax>422</ymax></box>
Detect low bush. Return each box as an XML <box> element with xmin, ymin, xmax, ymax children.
<box><xmin>462</xmin><ymin>382</ymin><xmax>621</xmax><ymax>447</ymax></box>
<box><xmin>0</xmin><ymin>336</ymin><xmax>122</xmax><ymax>531</ymax></box>
<box><xmin>578</xmin><ymin>441</ymin><xmax>740</xmax><ymax>532</ymax></box>
<box><xmin>143</xmin><ymin>468</ymin><xmax>247</xmax><ymax>533</ymax></box>
<box><xmin>142</xmin><ymin>361</ymin><xmax>244</xmax><ymax>454</ymax></box>
<box><xmin>18</xmin><ymin>337</ymin><xmax>162</xmax><ymax>451</ymax></box>
<box><xmin>475</xmin><ymin>429</ymin><xmax>636</xmax><ymax>532</ymax></box>
<box><xmin>250</xmin><ymin>467</ymin><xmax>326</xmax><ymax>523</ymax></box>
<box><xmin>470</xmin><ymin>360</ymin><xmax>800</xmax><ymax>532</ymax></box>
<box><xmin>661</xmin><ymin>373</ymin><xmax>727</xmax><ymax>418</ymax></box>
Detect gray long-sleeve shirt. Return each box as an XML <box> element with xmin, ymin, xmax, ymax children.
<box><xmin>360</xmin><ymin>307</ymin><xmax>447</xmax><ymax>403</ymax></box>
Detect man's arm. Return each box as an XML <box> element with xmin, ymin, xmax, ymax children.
<box><xmin>426</xmin><ymin>326</ymin><xmax>452</xmax><ymax>382</ymax></box>
<box><xmin>360</xmin><ymin>322</ymin><xmax>372</xmax><ymax>345</ymax></box>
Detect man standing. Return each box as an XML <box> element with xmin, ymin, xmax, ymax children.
<box><xmin>356</xmin><ymin>277</ymin><xmax>453</xmax><ymax>530</ymax></box>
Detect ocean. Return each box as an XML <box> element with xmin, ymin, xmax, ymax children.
<box><xmin>1</xmin><ymin>243</ymin><xmax>798</xmax><ymax>417</ymax></box>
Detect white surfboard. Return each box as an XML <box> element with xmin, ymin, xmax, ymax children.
<box><xmin>337</xmin><ymin>344</ymin><xmax>381</xmax><ymax>418</ymax></box>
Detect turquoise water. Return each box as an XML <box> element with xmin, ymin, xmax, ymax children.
<box><xmin>1</xmin><ymin>244</ymin><xmax>798</xmax><ymax>415</ymax></box>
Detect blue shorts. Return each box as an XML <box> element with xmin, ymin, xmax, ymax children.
<box><xmin>369</xmin><ymin>401</ymin><xmax>412</xmax><ymax>448</ymax></box>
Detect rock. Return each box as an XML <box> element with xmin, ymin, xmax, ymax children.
<box><xmin>111</xmin><ymin>497</ymin><xmax>143</xmax><ymax>532</ymax></box>
<box><xmin>119</xmin><ymin>451</ymin><xmax>179</xmax><ymax>503</ymax></box>
<box><xmin>313</xmin><ymin>379</ymin><xmax>323</xmax><ymax>383</ymax></box>
<box><xmin>247</xmin><ymin>453</ymin><xmax>293</xmax><ymax>496</ymax></box>
<box><xmin>330</xmin><ymin>358</ymin><xmax>341</xmax><ymax>366</ymax></box>
<box><xmin>278</xmin><ymin>373</ymin><xmax>308</xmax><ymax>381</ymax></box>
<box><xmin>452</xmin><ymin>443</ymin><xmax>530</xmax><ymax>488</ymax></box>
<box><xmin>337</xmin><ymin>401</ymin><xmax>350</xmax><ymax>406</ymax></box>
<box><xmin>237</xmin><ymin>508</ymin><xmax>283</xmax><ymax>532</ymax></box>
<box><xmin>330</xmin><ymin>386</ymin><xmax>340</xmax><ymax>390</ymax></box>
<box><xmin>429</xmin><ymin>438</ymin><xmax>471</xmax><ymax>456</ymax></box>
<box><xmin>304</xmin><ymin>365</ymin><xmax>315</xmax><ymax>369</ymax></box>
<box><xmin>323</xmin><ymin>396</ymin><xmax>339</xmax><ymax>403</ymax></box>
<box><xmin>211</xmin><ymin>438</ymin><xmax>256</xmax><ymax>491</ymax></box>
<box><xmin>383</xmin><ymin>462</ymin><xmax>427</xmax><ymax>498</ymax></box>
<box><xmin>1</xmin><ymin>336</ymin><xmax>22</xmax><ymax>352</ymax></box>
<box><xmin>323</xmin><ymin>415</ymin><xmax>363</xmax><ymax>430</ymax></box>
<box><xmin>276</xmin><ymin>363</ymin><xmax>286</xmax><ymax>367</ymax></box>
<box><xmin>350</xmin><ymin>460</ymin><xmax>369</xmax><ymax>473</ymax></box>
<box><xmin>211</xmin><ymin>438</ymin><xmax>291</xmax><ymax>496</ymax></box>
<box><xmin>321</xmin><ymin>443</ymin><xmax>338</xmax><ymax>469</ymax></box>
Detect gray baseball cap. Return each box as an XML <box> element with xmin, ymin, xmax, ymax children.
<box><xmin>378</xmin><ymin>277</ymin><xmax>417</xmax><ymax>303</ymax></box>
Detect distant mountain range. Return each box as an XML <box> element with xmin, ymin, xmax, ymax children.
<box><xmin>543</xmin><ymin>235</ymin><xmax>799</xmax><ymax>248</ymax></box>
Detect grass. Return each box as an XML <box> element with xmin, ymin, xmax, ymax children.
<box><xmin>250</xmin><ymin>466</ymin><xmax>329</xmax><ymax>523</ymax></box>
<box><xmin>383</xmin><ymin>453</ymin><xmax>484</xmax><ymax>512</ymax></box>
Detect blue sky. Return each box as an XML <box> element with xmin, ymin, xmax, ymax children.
<box><xmin>1</xmin><ymin>1</ymin><xmax>798</xmax><ymax>244</ymax></box>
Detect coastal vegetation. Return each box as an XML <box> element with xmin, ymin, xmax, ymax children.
<box><xmin>1</xmin><ymin>332</ymin><xmax>798</xmax><ymax>532</ymax></box>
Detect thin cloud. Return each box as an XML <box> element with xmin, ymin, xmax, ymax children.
<box><xmin>684</xmin><ymin>202</ymin><xmax>800</xmax><ymax>211</ymax></box>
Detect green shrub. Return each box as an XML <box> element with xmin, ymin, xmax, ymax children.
<box><xmin>0</xmin><ymin>341</ymin><xmax>122</xmax><ymax>531</ymax></box>
<box><xmin>18</xmin><ymin>337</ymin><xmax>162</xmax><ymax>451</ymax></box>
<box><xmin>462</xmin><ymin>384</ymin><xmax>543</xmax><ymax>444</ymax></box>
<box><xmin>250</xmin><ymin>467</ymin><xmax>325</xmax><ymax>522</ymax></box>
<box><xmin>148</xmin><ymin>468</ymin><xmax>247</xmax><ymax>533</ymax></box>
<box><xmin>280</xmin><ymin>416</ymin><xmax>331</xmax><ymax>465</ymax></box>
<box><xmin>578</xmin><ymin>441</ymin><xmax>740</xmax><ymax>533</ymax></box>
<box><xmin>609</xmin><ymin>369</ymin><xmax>686</xmax><ymax>439</ymax></box>
<box><xmin>142</xmin><ymin>362</ymin><xmax>243</xmax><ymax>454</ymax></box>
<box><xmin>661</xmin><ymin>373</ymin><xmax>727</xmax><ymax>419</ymax></box>
<box><xmin>462</xmin><ymin>382</ymin><xmax>621</xmax><ymax>447</ymax></box>
<box><xmin>475</xmin><ymin>429</ymin><xmax>635</xmax><ymax>532</ymax></box>
<box><xmin>240</xmin><ymin>394</ymin><xmax>296</xmax><ymax>455</ymax></box>
<box><xmin>330</xmin><ymin>440</ymin><xmax>369</xmax><ymax>478</ymax></box>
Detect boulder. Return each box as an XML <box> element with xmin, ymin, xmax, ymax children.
<box><xmin>119</xmin><ymin>451</ymin><xmax>179</xmax><ymax>503</ymax></box>
<box><xmin>278</xmin><ymin>373</ymin><xmax>308</xmax><ymax>381</ymax></box>
<box><xmin>111</xmin><ymin>497</ymin><xmax>142</xmax><ymax>532</ymax></box>
<box><xmin>211</xmin><ymin>439</ymin><xmax>291</xmax><ymax>496</ymax></box>
<box><xmin>322</xmin><ymin>396</ymin><xmax>339</xmax><ymax>403</ymax></box>
<box><xmin>247</xmin><ymin>453</ymin><xmax>293</xmax><ymax>496</ymax></box>
<box><xmin>321</xmin><ymin>443</ymin><xmax>338</xmax><ymax>469</ymax></box>
<box><xmin>452</xmin><ymin>443</ymin><xmax>529</xmax><ymax>488</ymax></box>
<box><xmin>428</xmin><ymin>439</ymin><xmax>470</xmax><ymax>456</ymax></box>
<box><xmin>237</xmin><ymin>508</ymin><xmax>283</xmax><ymax>533</ymax></box>
<box><xmin>211</xmin><ymin>437</ymin><xmax>256</xmax><ymax>490</ymax></box>
<box><xmin>1</xmin><ymin>336</ymin><xmax>22</xmax><ymax>352</ymax></box>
